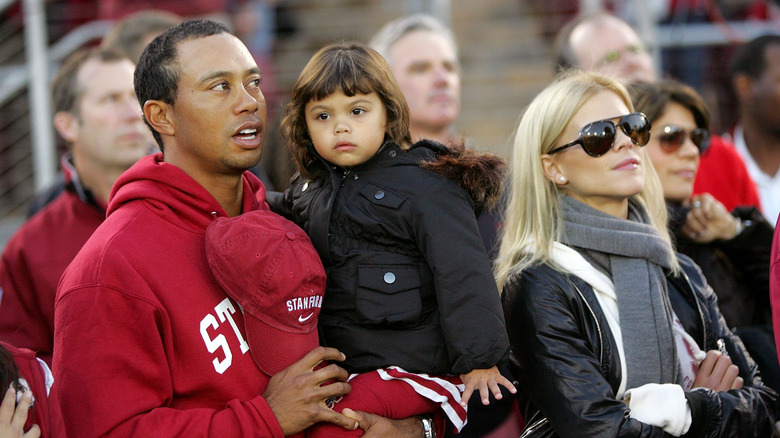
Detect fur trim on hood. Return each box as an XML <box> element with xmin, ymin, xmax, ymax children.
<box><xmin>411</xmin><ymin>139</ymin><xmax>507</xmax><ymax>216</ymax></box>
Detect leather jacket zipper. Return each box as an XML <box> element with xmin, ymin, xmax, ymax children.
<box><xmin>520</xmin><ymin>416</ymin><xmax>549</xmax><ymax>438</ymax></box>
<box><xmin>573</xmin><ymin>284</ymin><xmax>604</xmax><ymax>369</ymax></box>
<box><xmin>679</xmin><ymin>269</ymin><xmax>708</xmax><ymax>349</ymax></box>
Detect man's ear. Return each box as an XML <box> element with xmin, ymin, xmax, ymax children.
<box><xmin>53</xmin><ymin>111</ymin><xmax>78</xmax><ymax>143</ymax></box>
<box><xmin>541</xmin><ymin>153</ymin><xmax>567</xmax><ymax>185</ymax></box>
<box><xmin>144</xmin><ymin>100</ymin><xmax>174</xmax><ymax>137</ymax></box>
<box><xmin>732</xmin><ymin>74</ymin><xmax>752</xmax><ymax>102</ymax></box>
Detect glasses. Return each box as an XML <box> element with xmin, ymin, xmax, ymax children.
<box><xmin>549</xmin><ymin>112</ymin><xmax>651</xmax><ymax>157</ymax></box>
<box><xmin>657</xmin><ymin>125</ymin><xmax>710</xmax><ymax>154</ymax></box>
<box><xmin>599</xmin><ymin>44</ymin><xmax>647</xmax><ymax>66</ymax></box>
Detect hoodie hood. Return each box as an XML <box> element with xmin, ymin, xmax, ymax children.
<box><xmin>410</xmin><ymin>139</ymin><xmax>507</xmax><ymax>216</ymax></box>
<box><xmin>108</xmin><ymin>153</ymin><xmax>266</xmax><ymax>231</ymax></box>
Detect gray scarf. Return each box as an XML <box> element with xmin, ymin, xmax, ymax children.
<box><xmin>560</xmin><ymin>196</ymin><xmax>679</xmax><ymax>389</ymax></box>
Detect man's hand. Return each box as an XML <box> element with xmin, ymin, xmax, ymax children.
<box><xmin>693</xmin><ymin>350</ymin><xmax>743</xmax><ymax>392</ymax></box>
<box><xmin>342</xmin><ymin>408</ymin><xmax>424</xmax><ymax>437</ymax></box>
<box><xmin>263</xmin><ymin>346</ymin><xmax>357</xmax><ymax>435</ymax></box>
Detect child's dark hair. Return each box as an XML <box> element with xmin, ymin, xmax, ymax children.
<box><xmin>281</xmin><ymin>42</ymin><xmax>412</xmax><ymax>179</ymax></box>
<box><xmin>0</xmin><ymin>344</ymin><xmax>20</xmax><ymax>394</ymax></box>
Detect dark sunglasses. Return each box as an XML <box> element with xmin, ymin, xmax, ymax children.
<box><xmin>549</xmin><ymin>112</ymin><xmax>651</xmax><ymax>157</ymax></box>
<box><xmin>657</xmin><ymin>125</ymin><xmax>710</xmax><ymax>154</ymax></box>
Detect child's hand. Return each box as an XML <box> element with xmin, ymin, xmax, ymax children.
<box><xmin>459</xmin><ymin>366</ymin><xmax>516</xmax><ymax>406</ymax></box>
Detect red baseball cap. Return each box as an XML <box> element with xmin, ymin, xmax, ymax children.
<box><xmin>205</xmin><ymin>209</ymin><xmax>325</xmax><ymax>375</ymax></box>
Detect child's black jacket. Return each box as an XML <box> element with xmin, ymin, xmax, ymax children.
<box><xmin>269</xmin><ymin>140</ymin><xmax>509</xmax><ymax>375</ymax></box>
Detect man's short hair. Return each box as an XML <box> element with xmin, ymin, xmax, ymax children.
<box><xmin>134</xmin><ymin>19</ymin><xmax>230</xmax><ymax>150</ymax></box>
<box><xmin>730</xmin><ymin>34</ymin><xmax>780</xmax><ymax>80</ymax></box>
<box><xmin>51</xmin><ymin>47</ymin><xmax>130</xmax><ymax>116</ymax></box>
<box><xmin>368</xmin><ymin>14</ymin><xmax>458</xmax><ymax>66</ymax></box>
<box><xmin>101</xmin><ymin>9</ymin><xmax>182</xmax><ymax>63</ymax></box>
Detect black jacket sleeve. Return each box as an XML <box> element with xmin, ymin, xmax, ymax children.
<box><xmin>414</xmin><ymin>175</ymin><xmax>509</xmax><ymax>374</ymax></box>
<box><xmin>719</xmin><ymin>206</ymin><xmax>773</xmax><ymax>307</ymax></box>
<box><xmin>677</xmin><ymin>255</ymin><xmax>777</xmax><ymax>438</ymax></box>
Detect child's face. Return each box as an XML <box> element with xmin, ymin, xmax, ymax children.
<box><xmin>305</xmin><ymin>91</ymin><xmax>387</xmax><ymax>169</ymax></box>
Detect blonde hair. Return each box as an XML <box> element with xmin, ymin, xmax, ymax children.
<box><xmin>494</xmin><ymin>70</ymin><xmax>676</xmax><ymax>289</ymax></box>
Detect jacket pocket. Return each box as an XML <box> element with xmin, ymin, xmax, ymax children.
<box><xmin>359</xmin><ymin>184</ymin><xmax>405</xmax><ymax>209</ymax></box>
<box><xmin>355</xmin><ymin>265</ymin><xmax>422</xmax><ymax>327</ymax></box>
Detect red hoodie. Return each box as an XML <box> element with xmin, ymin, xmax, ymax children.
<box><xmin>693</xmin><ymin>135</ymin><xmax>761</xmax><ymax>212</ymax></box>
<box><xmin>52</xmin><ymin>153</ymin><xmax>284</xmax><ymax>437</ymax></box>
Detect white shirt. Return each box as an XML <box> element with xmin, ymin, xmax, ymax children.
<box><xmin>733</xmin><ymin>125</ymin><xmax>780</xmax><ymax>225</ymax></box>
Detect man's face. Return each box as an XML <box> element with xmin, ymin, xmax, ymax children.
<box><xmin>163</xmin><ymin>33</ymin><xmax>267</xmax><ymax>181</ymax></box>
<box><xmin>388</xmin><ymin>30</ymin><xmax>460</xmax><ymax>137</ymax></box>
<box><xmin>742</xmin><ymin>43</ymin><xmax>780</xmax><ymax>136</ymax></box>
<box><xmin>570</xmin><ymin>17</ymin><xmax>655</xmax><ymax>83</ymax></box>
<box><xmin>69</xmin><ymin>58</ymin><xmax>152</xmax><ymax>171</ymax></box>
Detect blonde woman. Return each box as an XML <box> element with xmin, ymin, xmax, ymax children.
<box><xmin>496</xmin><ymin>71</ymin><xmax>775</xmax><ymax>437</ymax></box>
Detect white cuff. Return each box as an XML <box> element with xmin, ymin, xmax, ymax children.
<box><xmin>625</xmin><ymin>383</ymin><xmax>691</xmax><ymax>436</ymax></box>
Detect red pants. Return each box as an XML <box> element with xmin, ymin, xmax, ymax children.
<box><xmin>306</xmin><ymin>370</ymin><xmax>442</xmax><ymax>437</ymax></box>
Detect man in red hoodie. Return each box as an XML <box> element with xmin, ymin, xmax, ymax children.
<box><xmin>52</xmin><ymin>20</ymin><xmax>424</xmax><ymax>437</ymax></box>
<box><xmin>0</xmin><ymin>47</ymin><xmax>152</xmax><ymax>367</ymax></box>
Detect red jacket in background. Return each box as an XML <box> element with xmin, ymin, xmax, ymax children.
<box><xmin>0</xmin><ymin>160</ymin><xmax>105</xmax><ymax>367</ymax></box>
<box><xmin>693</xmin><ymin>135</ymin><xmax>761</xmax><ymax>212</ymax></box>
<box><xmin>53</xmin><ymin>154</ymin><xmax>284</xmax><ymax>437</ymax></box>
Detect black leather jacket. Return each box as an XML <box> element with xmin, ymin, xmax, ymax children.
<box><xmin>502</xmin><ymin>254</ymin><xmax>776</xmax><ymax>437</ymax></box>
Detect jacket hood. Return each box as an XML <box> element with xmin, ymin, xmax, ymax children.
<box><xmin>108</xmin><ymin>153</ymin><xmax>265</xmax><ymax>230</ymax></box>
<box><xmin>411</xmin><ymin>139</ymin><xmax>507</xmax><ymax>216</ymax></box>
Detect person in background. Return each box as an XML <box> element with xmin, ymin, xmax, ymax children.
<box><xmin>553</xmin><ymin>12</ymin><xmax>655</xmax><ymax>83</ymax></box>
<box><xmin>101</xmin><ymin>9</ymin><xmax>182</xmax><ymax>63</ymax></box>
<box><xmin>26</xmin><ymin>12</ymin><xmax>175</xmax><ymax>219</ymax></box>
<box><xmin>630</xmin><ymin>79</ymin><xmax>779</xmax><ymax>394</ymax></box>
<box><xmin>52</xmin><ymin>19</ymin><xmax>424</xmax><ymax>437</ymax></box>
<box><xmin>0</xmin><ymin>48</ymin><xmax>151</xmax><ymax>366</ymax></box>
<box><xmin>497</xmin><ymin>70</ymin><xmax>776</xmax><ymax>437</ymax></box>
<box><xmin>553</xmin><ymin>12</ymin><xmax>760</xmax><ymax>214</ymax></box>
<box><xmin>729</xmin><ymin>34</ymin><xmax>780</xmax><ymax>225</ymax></box>
<box><xmin>369</xmin><ymin>14</ymin><xmax>461</xmax><ymax>146</ymax></box>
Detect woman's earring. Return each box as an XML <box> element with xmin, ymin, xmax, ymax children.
<box><xmin>558</xmin><ymin>176</ymin><xmax>566</xmax><ymax>183</ymax></box>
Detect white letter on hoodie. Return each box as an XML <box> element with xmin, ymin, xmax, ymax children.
<box><xmin>215</xmin><ymin>298</ymin><xmax>250</xmax><ymax>354</ymax></box>
<box><xmin>200</xmin><ymin>313</ymin><xmax>232</xmax><ymax>374</ymax></box>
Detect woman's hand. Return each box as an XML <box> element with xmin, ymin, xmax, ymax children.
<box><xmin>459</xmin><ymin>366</ymin><xmax>517</xmax><ymax>406</ymax></box>
<box><xmin>692</xmin><ymin>350</ymin><xmax>743</xmax><ymax>392</ymax></box>
<box><xmin>683</xmin><ymin>193</ymin><xmax>739</xmax><ymax>243</ymax></box>
<box><xmin>0</xmin><ymin>387</ymin><xmax>40</xmax><ymax>438</ymax></box>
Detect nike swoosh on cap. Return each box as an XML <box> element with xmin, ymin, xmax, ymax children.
<box><xmin>298</xmin><ymin>312</ymin><xmax>314</xmax><ymax>323</ymax></box>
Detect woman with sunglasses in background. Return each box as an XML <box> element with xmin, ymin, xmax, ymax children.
<box><xmin>496</xmin><ymin>71</ymin><xmax>775</xmax><ymax>437</ymax></box>
<box><xmin>629</xmin><ymin>79</ymin><xmax>780</xmax><ymax>397</ymax></box>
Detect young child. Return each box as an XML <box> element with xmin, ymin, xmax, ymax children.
<box><xmin>269</xmin><ymin>42</ymin><xmax>514</xmax><ymax>436</ymax></box>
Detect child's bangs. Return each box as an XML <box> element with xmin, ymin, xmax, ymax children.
<box><xmin>308</xmin><ymin>54</ymin><xmax>378</xmax><ymax>101</ymax></box>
